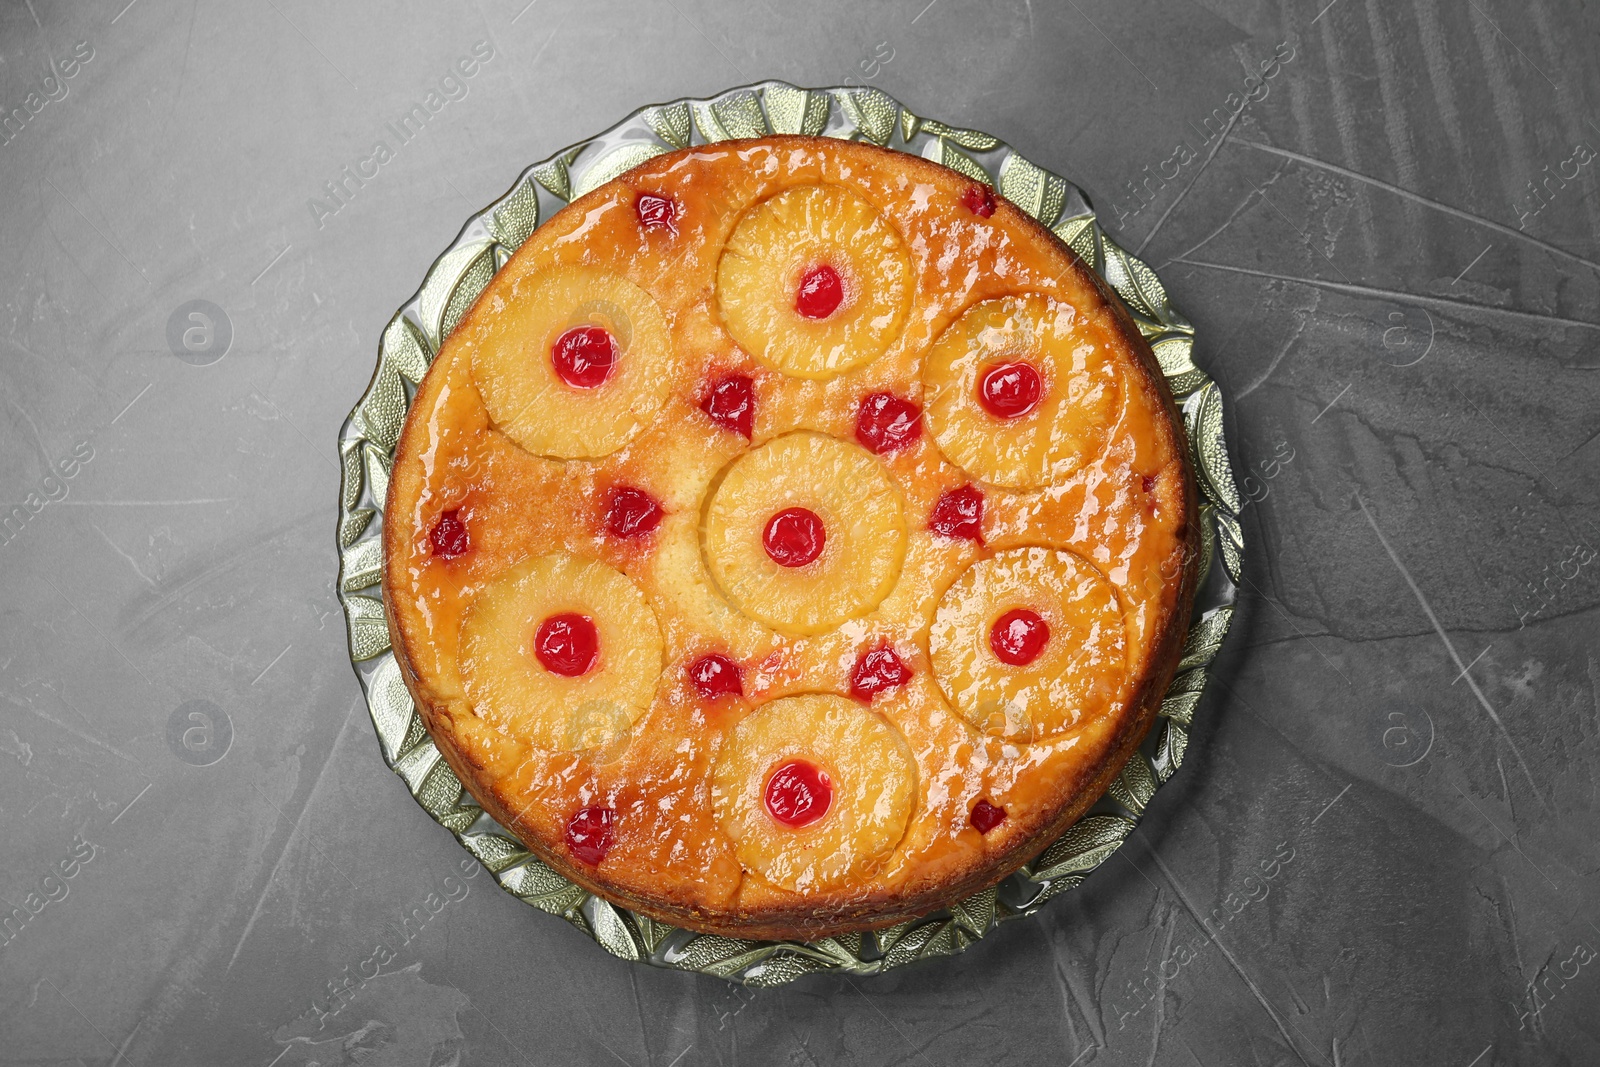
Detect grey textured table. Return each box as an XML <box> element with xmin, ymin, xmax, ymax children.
<box><xmin>2</xmin><ymin>1</ymin><xmax>1597</xmax><ymax>1064</ymax></box>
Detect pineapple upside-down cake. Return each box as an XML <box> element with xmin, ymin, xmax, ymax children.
<box><xmin>384</xmin><ymin>135</ymin><xmax>1200</xmax><ymax>939</ymax></box>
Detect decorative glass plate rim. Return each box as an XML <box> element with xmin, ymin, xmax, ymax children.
<box><xmin>334</xmin><ymin>80</ymin><xmax>1244</xmax><ymax>987</ymax></box>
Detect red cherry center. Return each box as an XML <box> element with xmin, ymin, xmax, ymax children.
<box><xmin>978</xmin><ymin>361</ymin><xmax>1043</xmax><ymax>419</ymax></box>
<box><xmin>764</xmin><ymin>760</ymin><xmax>833</xmax><ymax>828</ymax></box>
<box><xmin>701</xmin><ymin>373</ymin><xmax>755</xmax><ymax>439</ymax></box>
<box><xmin>535</xmin><ymin>613</ymin><xmax>600</xmax><ymax>677</ymax></box>
<box><xmin>635</xmin><ymin>192</ymin><xmax>677</xmax><ymax>232</ymax></box>
<box><xmin>795</xmin><ymin>264</ymin><xmax>844</xmax><ymax>320</ymax></box>
<box><xmin>762</xmin><ymin>507</ymin><xmax>825</xmax><ymax>568</ymax></box>
<box><xmin>963</xmin><ymin>184</ymin><xmax>998</xmax><ymax>218</ymax></box>
<box><xmin>855</xmin><ymin>393</ymin><xmax>922</xmax><ymax>454</ymax></box>
<box><xmin>429</xmin><ymin>509</ymin><xmax>469</xmax><ymax>559</ymax></box>
<box><xmin>688</xmin><ymin>653</ymin><xmax>743</xmax><ymax>699</ymax></box>
<box><xmin>551</xmin><ymin>326</ymin><xmax>618</xmax><ymax>389</ymax></box>
<box><xmin>849</xmin><ymin>644</ymin><xmax>913</xmax><ymax>701</ymax></box>
<box><xmin>603</xmin><ymin>485</ymin><xmax>663</xmax><ymax>538</ymax></box>
<box><xmin>928</xmin><ymin>484</ymin><xmax>985</xmax><ymax>543</ymax></box>
<box><xmin>565</xmin><ymin>806</ymin><xmax>615</xmax><ymax>865</ymax></box>
<box><xmin>990</xmin><ymin>608</ymin><xmax>1050</xmax><ymax>666</ymax></box>
<box><xmin>970</xmin><ymin>799</ymin><xmax>1007</xmax><ymax>833</ymax></box>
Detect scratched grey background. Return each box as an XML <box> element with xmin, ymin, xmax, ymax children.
<box><xmin>1</xmin><ymin>0</ymin><xmax>1597</xmax><ymax>1063</ymax></box>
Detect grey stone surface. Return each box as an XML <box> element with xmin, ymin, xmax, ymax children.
<box><xmin>0</xmin><ymin>0</ymin><xmax>1596</xmax><ymax>1064</ymax></box>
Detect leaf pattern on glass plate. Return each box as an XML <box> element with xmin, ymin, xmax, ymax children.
<box><xmin>1031</xmin><ymin>814</ymin><xmax>1137</xmax><ymax>881</ymax></box>
<box><xmin>1189</xmin><ymin>382</ymin><xmax>1240</xmax><ymax>514</ymax></box>
<box><xmin>488</xmin><ymin>176</ymin><xmax>541</xmax><ymax>251</ymax></box>
<box><xmin>356</xmin><ymin>365</ymin><xmax>406</xmax><ymax>454</ymax></box>
<box><xmin>900</xmin><ymin>108</ymin><xmax>921</xmax><ymax>142</ymax></box>
<box><xmin>932</xmin><ymin>139</ymin><xmax>991</xmax><ymax>184</ymax></box>
<box><xmin>441</xmin><ymin>244</ymin><xmax>498</xmax><ymax>341</ymax></box>
<box><xmin>710</xmin><ymin>92</ymin><xmax>769</xmax><ymax>140</ymax></box>
<box><xmin>1152</xmin><ymin>720</ymin><xmax>1190</xmax><ymax>782</ymax></box>
<box><xmin>643</xmin><ymin>102</ymin><xmax>693</xmax><ymax>149</ymax></box>
<box><xmin>343</xmin><ymin>594</ymin><xmax>390</xmax><ymax>662</ymax></box>
<box><xmin>1160</xmin><ymin>669</ymin><xmax>1208</xmax><ymax>727</ymax></box>
<box><xmin>763</xmin><ymin>84</ymin><xmax>829</xmax><ymax>136</ymax></box>
<box><xmin>573</xmin><ymin>143</ymin><xmax>668</xmax><ymax>200</ymax></box>
<box><xmin>338</xmin><ymin>440</ymin><xmax>364</xmax><ymax>514</ymax></box>
<box><xmin>999</xmin><ymin>154</ymin><xmax>1067</xmax><ymax>227</ymax></box>
<box><xmin>1109</xmin><ymin>753</ymin><xmax>1159</xmax><ymax>815</ymax></box>
<box><xmin>365</xmin><ymin>658</ymin><xmax>415</xmax><ymax>762</ymax></box>
<box><xmin>416</xmin><ymin>758</ymin><xmax>464</xmax><ymax>817</ymax></box>
<box><xmin>590</xmin><ymin>900</ymin><xmax>642</xmax><ymax>961</ymax></box>
<box><xmin>839</xmin><ymin>88</ymin><xmax>898</xmax><ymax>145</ymax></box>
<box><xmin>381</xmin><ymin>315</ymin><xmax>432</xmax><ymax>384</ymax></box>
<box><xmin>333</xmin><ymin>81</ymin><xmax>1242</xmax><ymax>985</ymax></box>
<box><xmin>531</xmin><ymin>156</ymin><xmax>572</xmax><ymax>200</ymax></box>
<box><xmin>340</xmin><ymin>538</ymin><xmax>382</xmax><ymax>592</ymax></box>
<box><xmin>919</xmin><ymin>118</ymin><xmax>1001</xmax><ymax>151</ymax></box>
<box><xmin>418</xmin><ymin>242</ymin><xmax>495</xmax><ymax>350</ymax></box>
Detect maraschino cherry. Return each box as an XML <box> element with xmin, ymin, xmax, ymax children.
<box><xmin>795</xmin><ymin>264</ymin><xmax>844</xmax><ymax>319</ymax></box>
<box><xmin>429</xmin><ymin>509</ymin><xmax>469</xmax><ymax>559</ymax></box>
<box><xmin>603</xmin><ymin>485</ymin><xmax>663</xmax><ymax>538</ymax></box>
<box><xmin>635</xmin><ymin>192</ymin><xmax>677</xmax><ymax>232</ymax></box>
<box><xmin>535</xmin><ymin>613</ymin><xmax>600</xmax><ymax>676</ymax></box>
<box><xmin>764</xmin><ymin>761</ymin><xmax>832</xmax><ymax>828</ymax></box>
<box><xmin>989</xmin><ymin>608</ymin><xmax>1050</xmax><ymax>666</ymax></box>
<box><xmin>855</xmin><ymin>393</ymin><xmax>922</xmax><ymax>454</ymax></box>
<box><xmin>970</xmin><ymin>799</ymin><xmax>1007</xmax><ymax>833</ymax></box>
<box><xmin>928</xmin><ymin>485</ymin><xmax>984</xmax><ymax>543</ymax></box>
<box><xmin>762</xmin><ymin>507</ymin><xmax>825</xmax><ymax>567</ymax></box>
<box><xmin>849</xmin><ymin>644</ymin><xmax>913</xmax><ymax>701</ymax></box>
<box><xmin>978</xmin><ymin>361</ymin><xmax>1043</xmax><ymax>419</ymax></box>
<box><xmin>962</xmin><ymin>184</ymin><xmax>997</xmax><ymax>218</ymax></box>
<box><xmin>565</xmin><ymin>806</ymin><xmax>616</xmax><ymax>865</ymax></box>
<box><xmin>688</xmin><ymin>653</ymin><xmax>743</xmax><ymax>699</ymax></box>
<box><xmin>551</xmin><ymin>326</ymin><xmax>617</xmax><ymax>389</ymax></box>
<box><xmin>701</xmin><ymin>373</ymin><xmax>755</xmax><ymax>439</ymax></box>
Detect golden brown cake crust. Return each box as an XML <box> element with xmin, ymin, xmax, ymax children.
<box><xmin>383</xmin><ymin>135</ymin><xmax>1200</xmax><ymax>940</ymax></box>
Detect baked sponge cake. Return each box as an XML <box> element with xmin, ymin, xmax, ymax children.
<box><xmin>383</xmin><ymin>135</ymin><xmax>1199</xmax><ymax>940</ymax></box>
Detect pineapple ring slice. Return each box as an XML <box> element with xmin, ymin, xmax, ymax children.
<box><xmin>702</xmin><ymin>431</ymin><xmax>907</xmax><ymax>636</ymax></box>
<box><xmin>712</xmin><ymin>694</ymin><xmax>916</xmax><ymax>892</ymax></box>
<box><xmin>472</xmin><ymin>265</ymin><xmax>674</xmax><ymax>458</ymax></box>
<box><xmin>924</xmin><ymin>293</ymin><xmax>1122</xmax><ymax>488</ymax></box>
<box><xmin>929</xmin><ymin>547</ymin><xmax>1129</xmax><ymax>742</ymax></box>
<box><xmin>716</xmin><ymin>184</ymin><xmax>913</xmax><ymax>380</ymax></box>
<box><xmin>459</xmin><ymin>553</ymin><xmax>663</xmax><ymax>757</ymax></box>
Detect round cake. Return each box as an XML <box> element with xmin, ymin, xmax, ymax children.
<box><xmin>383</xmin><ymin>134</ymin><xmax>1200</xmax><ymax>940</ymax></box>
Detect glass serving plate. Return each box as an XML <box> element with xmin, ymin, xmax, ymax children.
<box><xmin>334</xmin><ymin>81</ymin><xmax>1242</xmax><ymax>986</ymax></box>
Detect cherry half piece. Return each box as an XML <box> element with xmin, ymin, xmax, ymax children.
<box><xmin>849</xmin><ymin>644</ymin><xmax>912</xmax><ymax>701</ymax></box>
<box><xmin>978</xmin><ymin>361</ymin><xmax>1043</xmax><ymax>420</ymax></box>
<box><xmin>603</xmin><ymin>485</ymin><xmax>663</xmax><ymax>538</ymax></box>
<box><xmin>566</xmin><ymin>806</ymin><xmax>616</xmax><ymax>865</ymax></box>
<box><xmin>701</xmin><ymin>373</ymin><xmax>755</xmax><ymax>439</ymax></box>
<box><xmin>551</xmin><ymin>326</ymin><xmax>617</xmax><ymax>389</ymax></box>
<box><xmin>795</xmin><ymin>264</ymin><xmax>844</xmax><ymax>320</ymax></box>
<box><xmin>688</xmin><ymin>653</ymin><xmax>743</xmax><ymax>699</ymax></box>
<box><xmin>970</xmin><ymin>799</ymin><xmax>1007</xmax><ymax>834</ymax></box>
<box><xmin>635</xmin><ymin>192</ymin><xmax>677</xmax><ymax>232</ymax></box>
<box><xmin>762</xmin><ymin>507</ymin><xmax>825</xmax><ymax>568</ymax></box>
<box><xmin>928</xmin><ymin>484</ymin><xmax>984</xmax><ymax>543</ymax></box>
<box><xmin>764</xmin><ymin>760</ymin><xmax>832</xmax><ymax>828</ymax></box>
<box><xmin>962</xmin><ymin>184</ymin><xmax>997</xmax><ymax>218</ymax></box>
<box><xmin>990</xmin><ymin>608</ymin><xmax>1050</xmax><ymax>667</ymax></box>
<box><xmin>535</xmin><ymin>613</ymin><xmax>600</xmax><ymax>677</ymax></box>
<box><xmin>855</xmin><ymin>393</ymin><xmax>922</xmax><ymax>454</ymax></box>
<box><xmin>429</xmin><ymin>509</ymin><xmax>469</xmax><ymax>559</ymax></box>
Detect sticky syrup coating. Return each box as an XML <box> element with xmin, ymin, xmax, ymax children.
<box><xmin>384</xmin><ymin>136</ymin><xmax>1196</xmax><ymax>938</ymax></box>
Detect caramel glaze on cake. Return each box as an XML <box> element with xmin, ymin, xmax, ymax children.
<box><xmin>383</xmin><ymin>135</ymin><xmax>1200</xmax><ymax>940</ymax></box>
